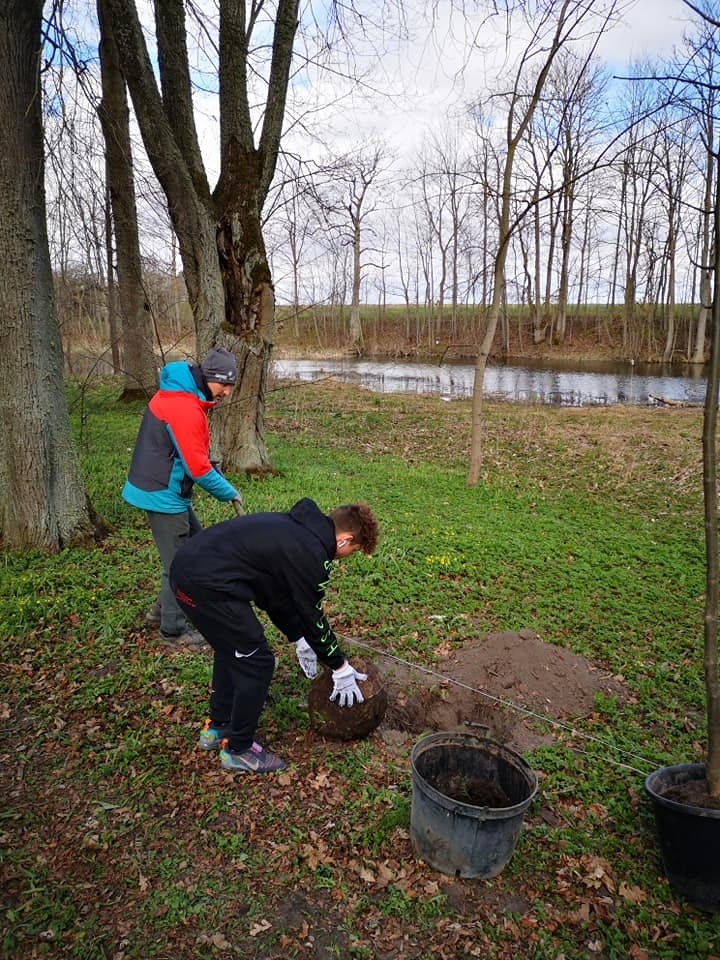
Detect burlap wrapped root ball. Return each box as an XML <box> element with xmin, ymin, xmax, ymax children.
<box><xmin>308</xmin><ymin>657</ymin><xmax>388</xmax><ymax>741</ymax></box>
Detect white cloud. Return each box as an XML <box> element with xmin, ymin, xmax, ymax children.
<box><xmin>595</xmin><ymin>0</ymin><xmax>692</xmax><ymax>65</ymax></box>
<box><xmin>282</xmin><ymin>0</ymin><xmax>698</xmax><ymax>167</ymax></box>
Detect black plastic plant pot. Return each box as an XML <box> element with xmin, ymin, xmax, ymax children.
<box><xmin>645</xmin><ymin>763</ymin><xmax>720</xmax><ymax>913</ymax></box>
<box><xmin>410</xmin><ymin>732</ymin><xmax>537</xmax><ymax>879</ymax></box>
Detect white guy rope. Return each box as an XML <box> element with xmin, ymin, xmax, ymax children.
<box><xmin>345</xmin><ymin>636</ymin><xmax>664</xmax><ymax>775</ymax></box>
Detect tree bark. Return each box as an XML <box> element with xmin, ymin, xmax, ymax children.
<box><xmin>97</xmin><ymin>0</ymin><xmax>157</xmax><ymax>400</ymax></box>
<box><xmin>703</xmin><ymin>161</ymin><xmax>720</xmax><ymax>795</ymax></box>
<box><xmin>0</xmin><ymin>0</ymin><xmax>96</xmax><ymax>550</ymax></box>
<box><xmin>105</xmin><ymin>0</ymin><xmax>299</xmax><ymax>473</ymax></box>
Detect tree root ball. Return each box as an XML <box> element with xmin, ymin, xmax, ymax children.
<box><xmin>308</xmin><ymin>658</ymin><xmax>388</xmax><ymax>741</ymax></box>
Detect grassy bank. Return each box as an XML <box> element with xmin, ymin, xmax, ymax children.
<box><xmin>273</xmin><ymin>302</ymin><xmax>703</xmax><ymax>364</ymax></box>
<box><xmin>1</xmin><ymin>377</ymin><xmax>717</xmax><ymax>959</ymax></box>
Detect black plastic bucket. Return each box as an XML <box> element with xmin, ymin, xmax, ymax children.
<box><xmin>410</xmin><ymin>732</ymin><xmax>537</xmax><ymax>879</ymax></box>
<box><xmin>645</xmin><ymin>763</ymin><xmax>720</xmax><ymax>913</ymax></box>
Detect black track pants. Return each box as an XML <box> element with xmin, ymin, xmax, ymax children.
<box><xmin>175</xmin><ymin>593</ymin><xmax>275</xmax><ymax>752</ymax></box>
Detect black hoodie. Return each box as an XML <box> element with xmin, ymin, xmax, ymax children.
<box><xmin>170</xmin><ymin>498</ymin><xmax>345</xmax><ymax>668</ymax></box>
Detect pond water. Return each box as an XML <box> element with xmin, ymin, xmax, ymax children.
<box><xmin>272</xmin><ymin>357</ymin><xmax>708</xmax><ymax>407</ymax></box>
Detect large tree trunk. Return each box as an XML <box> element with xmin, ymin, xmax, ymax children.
<box><xmin>97</xmin><ymin>0</ymin><xmax>157</xmax><ymax>400</ymax></box>
<box><xmin>106</xmin><ymin>0</ymin><xmax>298</xmax><ymax>474</ymax></box>
<box><xmin>213</xmin><ymin>170</ymin><xmax>275</xmax><ymax>472</ymax></box>
<box><xmin>0</xmin><ymin>0</ymin><xmax>96</xmax><ymax>551</ymax></box>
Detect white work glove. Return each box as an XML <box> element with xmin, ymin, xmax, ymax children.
<box><xmin>330</xmin><ymin>661</ymin><xmax>368</xmax><ymax>708</ymax></box>
<box><xmin>295</xmin><ymin>637</ymin><xmax>318</xmax><ymax>679</ymax></box>
<box><xmin>231</xmin><ymin>494</ymin><xmax>244</xmax><ymax>516</ymax></box>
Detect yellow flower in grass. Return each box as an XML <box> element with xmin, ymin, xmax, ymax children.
<box><xmin>425</xmin><ymin>555</ymin><xmax>452</xmax><ymax>567</ymax></box>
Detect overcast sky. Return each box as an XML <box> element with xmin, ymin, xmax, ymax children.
<box><xmin>125</xmin><ymin>0</ymin><xmax>698</xmax><ymax>182</ymax></box>
<box><xmin>125</xmin><ymin>0</ymin><xmax>700</xmax><ymax>231</ymax></box>
<box><xmin>275</xmin><ymin>0</ymin><xmax>696</xmax><ymax>169</ymax></box>
<box><xmin>597</xmin><ymin>0</ymin><xmax>689</xmax><ymax>63</ymax></box>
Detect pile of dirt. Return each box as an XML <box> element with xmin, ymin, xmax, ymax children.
<box><xmin>362</xmin><ymin>628</ymin><xmax>628</xmax><ymax>753</ymax></box>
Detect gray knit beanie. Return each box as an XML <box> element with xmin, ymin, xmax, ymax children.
<box><xmin>200</xmin><ymin>347</ymin><xmax>237</xmax><ymax>385</ymax></box>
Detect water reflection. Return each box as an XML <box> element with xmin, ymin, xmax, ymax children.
<box><xmin>272</xmin><ymin>358</ymin><xmax>707</xmax><ymax>408</ymax></box>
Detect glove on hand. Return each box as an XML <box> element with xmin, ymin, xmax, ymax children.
<box><xmin>330</xmin><ymin>661</ymin><xmax>368</xmax><ymax>707</ymax></box>
<box><xmin>295</xmin><ymin>637</ymin><xmax>318</xmax><ymax>679</ymax></box>
<box><xmin>231</xmin><ymin>494</ymin><xmax>244</xmax><ymax>516</ymax></box>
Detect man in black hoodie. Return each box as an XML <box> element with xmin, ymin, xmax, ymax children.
<box><xmin>169</xmin><ymin>498</ymin><xmax>380</xmax><ymax>773</ymax></box>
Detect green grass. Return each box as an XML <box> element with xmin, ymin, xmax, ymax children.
<box><xmin>1</xmin><ymin>376</ymin><xmax>719</xmax><ymax>959</ymax></box>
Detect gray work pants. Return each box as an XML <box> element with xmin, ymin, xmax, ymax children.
<box><xmin>147</xmin><ymin>507</ymin><xmax>202</xmax><ymax>635</ymax></box>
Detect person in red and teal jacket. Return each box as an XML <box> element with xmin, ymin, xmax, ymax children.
<box><xmin>122</xmin><ymin>347</ymin><xmax>243</xmax><ymax>648</ymax></box>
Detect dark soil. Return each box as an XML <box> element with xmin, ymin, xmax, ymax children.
<box><xmin>307</xmin><ymin>657</ymin><xmax>388</xmax><ymax>740</ymax></box>
<box><xmin>366</xmin><ymin>627</ymin><xmax>628</xmax><ymax>753</ymax></box>
<box><xmin>662</xmin><ymin>782</ymin><xmax>720</xmax><ymax>811</ymax></box>
<box><xmin>427</xmin><ymin>772</ymin><xmax>512</xmax><ymax>807</ymax></box>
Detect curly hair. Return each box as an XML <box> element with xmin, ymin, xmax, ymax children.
<box><xmin>329</xmin><ymin>503</ymin><xmax>379</xmax><ymax>555</ymax></box>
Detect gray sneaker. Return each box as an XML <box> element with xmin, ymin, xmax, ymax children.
<box><xmin>198</xmin><ymin>719</ymin><xmax>232</xmax><ymax>750</ymax></box>
<box><xmin>219</xmin><ymin>741</ymin><xmax>286</xmax><ymax>773</ymax></box>
<box><xmin>145</xmin><ymin>599</ymin><xmax>162</xmax><ymax>625</ymax></box>
<box><xmin>159</xmin><ymin>627</ymin><xmax>207</xmax><ymax>649</ymax></box>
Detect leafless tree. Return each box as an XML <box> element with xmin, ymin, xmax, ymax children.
<box><xmin>265</xmin><ymin>158</ymin><xmax>317</xmax><ymax>340</ymax></box>
<box><xmin>306</xmin><ymin>144</ymin><xmax>389</xmax><ymax>351</ymax></box>
<box><xmin>0</xmin><ymin>0</ymin><xmax>96</xmax><ymax>550</ymax></box>
<box><xmin>467</xmin><ymin>112</ymin><xmax>500</xmax><ymax>312</ymax></box>
<box><xmin>674</xmin><ymin>17</ymin><xmax>720</xmax><ymax>364</ymax></box>
<box><xmin>647</xmin><ymin>108</ymin><xmax>694</xmax><ymax>361</ymax></box>
<box><xmin>418</xmin><ymin>131</ymin><xmax>474</xmax><ymax>340</ymax></box>
<box><xmin>467</xmin><ymin>0</ymin><xmax>622</xmax><ymax>485</ymax></box>
<box><xmin>545</xmin><ymin>56</ymin><xmax>608</xmax><ymax>344</ymax></box>
<box><xmin>612</xmin><ymin>76</ymin><xmax>662</xmax><ymax>358</ymax></box>
<box><xmin>97</xmin><ymin>0</ymin><xmax>157</xmax><ymax>398</ymax></box>
<box><xmin>102</xmin><ymin>0</ymin><xmax>299</xmax><ymax>472</ymax></box>
<box><xmin>523</xmin><ymin>120</ymin><xmax>554</xmax><ymax>343</ymax></box>
<box><xmin>43</xmin><ymin>74</ymin><xmax>110</xmax><ymax>367</ymax></box>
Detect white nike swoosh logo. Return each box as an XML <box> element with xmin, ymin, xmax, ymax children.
<box><xmin>234</xmin><ymin>648</ymin><xmax>259</xmax><ymax>658</ymax></box>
